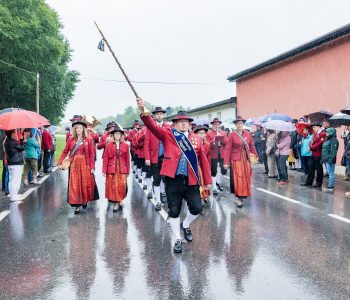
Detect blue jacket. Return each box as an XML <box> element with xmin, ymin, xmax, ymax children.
<box><xmin>301</xmin><ymin>134</ymin><xmax>312</xmax><ymax>157</ymax></box>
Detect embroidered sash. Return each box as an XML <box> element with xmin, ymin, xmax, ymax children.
<box><xmin>171</xmin><ymin>128</ymin><xmax>200</xmax><ymax>184</ymax></box>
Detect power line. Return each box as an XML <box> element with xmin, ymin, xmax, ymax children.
<box><xmin>0</xmin><ymin>58</ymin><xmax>36</xmax><ymax>75</ymax></box>
<box><xmin>81</xmin><ymin>77</ymin><xmax>227</xmax><ymax>85</ymax></box>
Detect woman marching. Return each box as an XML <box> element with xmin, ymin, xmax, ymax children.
<box><xmin>224</xmin><ymin>116</ymin><xmax>258</xmax><ymax>208</ymax></box>
<box><xmin>58</xmin><ymin>118</ymin><xmax>99</xmax><ymax>214</ymax></box>
<box><xmin>102</xmin><ymin>126</ymin><xmax>130</xmax><ymax>212</ymax></box>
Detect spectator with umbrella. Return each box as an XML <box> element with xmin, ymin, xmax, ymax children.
<box><xmin>300</xmin><ymin>126</ymin><xmax>313</xmax><ymax>176</ymax></box>
<box><xmin>321</xmin><ymin>127</ymin><xmax>339</xmax><ymax>192</ymax></box>
<box><xmin>4</xmin><ymin>129</ymin><xmax>25</xmax><ymax>201</ymax></box>
<box><xmin>275</xmin><ymin>131</ymin><xmax>291</xmax><ymax>185</ymax></box>
<box><xmin>301</xmin><ymin>122</ymin><xmax>326</xmax><ymax>188</ymax></box>
<box><xmin>265</xmin><ymin>129</ymin><xmax>278</xmax><ymax>178</ymax></box>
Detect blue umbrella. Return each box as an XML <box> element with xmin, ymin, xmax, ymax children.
<box><xmin>261</xmin><ymin>113</ymin><xmax>293</xmax><ymax>123</ymax></box>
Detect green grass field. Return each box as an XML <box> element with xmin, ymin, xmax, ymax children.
<box><xmin>0</xmin><ymin>134</ymin><xmax>66</xmax><ymax>179</ymax></box>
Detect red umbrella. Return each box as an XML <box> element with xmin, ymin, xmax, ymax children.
<box><xmin>0</xmin><ymin>110</ymin><xmax>50</xmax><ymax>130</ymax></box>
<box><xmin>296</xmin><ymin>122</ymin><xmax>313</xmax><ymax>135</ymax></box>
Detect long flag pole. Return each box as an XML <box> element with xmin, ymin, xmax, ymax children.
<box><xmin>94</xmin><ymin>21</ymin><xmax>139</xmax><ymax>99</ymax></box>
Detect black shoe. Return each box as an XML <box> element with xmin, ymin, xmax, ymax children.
<box><xmin>262</xmin><ymin>171</ymin><xmax>268</xmax><ymax>175</ymax></box>
<box><xmin>173</xmin><ymin>240</ymin><xmax>182</xmax><ymax>253</ymax></box>
<box><xmin>74</xmin><ymin>208</ymin><xmax>80</xmax><ymax>215</ymax></box>
<box><xmin>213</xmin><ymin>189</ymin><xmax>219</xmax><ymax>196</ymax></box>
<box><xmin>133</xmin><ymin>170</ymin><xmax>136</xmax><ymax>174</ymax></box>
<box><xmin>37</xmin><ymin>174</ymin><xmax>44</xmax><ymax>178</ymax></box>
<box><xmin>119</xmin><ymin>204</ymin><xmax>124</xmax><ymax>211</ymax></box>
<box><xmin>113</xmin><ymin>207</ymin><xmax>119</xmax><ymax>213</ymax></box>
<box><xmin>216</xmin><ymin>183</ymin><xmax>224</xmax><ymax>192</ymax></box>
<box><xmin>143</xmin><ymin>185</ymin><xmax>147</xmax><ymax>190</ymax></box>
<box><xmin>300</xmin><ymin>183</ymin><xmax>311</xmax><ymax>186</ymax></box>
<box><xmin>147</xmin><ymin>192</ymin><xmax>153</xmax><ymax>199</ymax></box>
<box><xmin>155</xmin><ymin>202</ymin><xmax>161</xmax><ymax>211</ymax></box>
<box><xmin>135</xmin><ymin>175</ymin><xmax>139</xmax><ymax>179</ymax></box>
<box><xmin>161</xmin><ymin>193</ymin><xmax>166</xmax><ymax>204</ymax></box>
<box><xmin>181</xmin><ymin>222</ymin><xmax>193</xmax><ymax>242</ymax></box>
<box><xmin>138</xmin><ymin>179</ymin><xmax>142</xmax><ymax>183</ymax></box>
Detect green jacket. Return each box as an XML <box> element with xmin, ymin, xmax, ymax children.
<box><xmin>24</xmin><ymin>137</ymin><xmax>40</xmax><ymax>159</ymax></box>
<box><xmin>321</xmin><ymin>128</ymin><xmax>339</xmax><ymax>164</ymax></box>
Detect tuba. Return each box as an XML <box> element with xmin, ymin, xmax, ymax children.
<box><xmin>82</xmin><ymin>115</ymin><xmax>101</xmax><ymax>128</ymax></box>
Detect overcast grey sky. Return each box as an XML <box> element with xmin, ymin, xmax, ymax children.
<box><xmin>46</xmin><ymin>0</ymin><xmax>350</xmax><ymax>121</ymax></box>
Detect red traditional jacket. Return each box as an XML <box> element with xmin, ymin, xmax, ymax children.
<box><xmin>58</xmin><ymin>137</ymin><xmax>95</xmax><ymax>170</ymax></box>
<box><xmin>102</xmin><ymin>142</ymin><xmax>130</xmax><ymax>174</ymax></box>
<box><xmin>144</xmin><ymin>121</ymin><xmax>171</xmax><ymax>164</ymax></box>
<box><xmin>206</xmin><ymin>129</ymin><xmax>228</xmax><ymax>159</ymax></box>
<box><xmin>42</xmin><ymin>129</ymin><xmax>54</xmax><ymax>151</ymax></box>
<box><xmin>127</xmin><ymin>129</ymin><xmax>138</xmax><ymax>151</ymax></box>
<box><xmin>132</xmin><ymin>133</ymin><xmax>139</xmax><ymax>156</ymax></box>
<box><xmin>202</xmin><ymin>139</ymin><xmax>211</xmax><ymax>162</ymax></box>
<box><xmin>136</xmin><ymin>127</ymin><xmax>146</xmax><ymax>159</ymax></box>
<box><xmin>310</xmin><ymin>131</ymin><xmax>327</xmax><ymax>157</ymax></box>
<box><xmin>97</xmin><ymin>131</ymin><xmax>109</xmax><ymax>150</ymax></box>
<box><xmin>224</xmin><ymin>130</ymin><xmax>258</xmax><ymax>164</ymax></box>
<box><xmin>141</xmin><ymin>114</ymin><xmax>211</xmax><ymax>186</ymax></box>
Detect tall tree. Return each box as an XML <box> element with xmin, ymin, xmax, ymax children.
<box><xmin>0</xmin><ymin>0</ymin><xmax>79</xmax><ymax>124</ymax></box>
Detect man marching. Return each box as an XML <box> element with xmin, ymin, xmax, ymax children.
<box><xmin>144</xmin><ymin>107</ymin><xmax>170</xmax><ymax>210</ymax></box>
<box><xmin>206</xmin><ymin>118</ymin><xmax>228</xmax><ymax>195</ymax></box>
<box><xmin>137</xmin><ymin>98</ymin><xmax>211</xmax><ymax>254</ymax></box>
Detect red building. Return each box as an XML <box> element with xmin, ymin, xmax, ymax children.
<box><xmin>228</xmin><ymin>24</ymin><xmax>350</xmax><ymax>169</ymax></box>
<box><xmin>228</xmin><ymin>23</ymin><xmax>350</xmax><ymax>119</ymax></box>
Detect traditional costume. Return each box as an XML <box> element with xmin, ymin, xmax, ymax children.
<box><xmin>141</xmin><ymin>110</ymin><xmax>211</xmax><ymax>253</ymax></box>
<box><xmin>224</xmin><ymin>116</ymin><xmax>258</xmax><ymax>208</ymax></box>
<box><xmin>194</xmin><ymin>125</ymin><xmax>211</xmax><ymax>202</ymax></box>
<box><xmin>103</xmin><ymin>128</ymin><xmax>130</xmax><ymax>211</ymax></box>
<box><xmin>206</xmin><ymin>117</ymin><xmax>228</xmax><ymax>195</ymax></box>
<box><xmin>58</xmin><ymin>119</ymin><xmax>99</xmax><ymax>213</ymax></box>
<box><xmin>144</xmin><ymin>107</ymin><xmax>171</xmax><ymax>209</ymax></box>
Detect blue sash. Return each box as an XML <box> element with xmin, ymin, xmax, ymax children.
<box><xmin>171</xmin><ymin>128</ymin><xmax>200</xmax><ymax>184</ymax></box>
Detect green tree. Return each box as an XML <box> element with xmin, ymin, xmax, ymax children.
<box><xmin>0</xmin><ymin>0</ymin><xmax>79</xmax><ymax>124</ymax></box>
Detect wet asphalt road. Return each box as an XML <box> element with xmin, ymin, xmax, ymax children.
<box><xmin>0</xmin><ymin>157</ymin><xmax>350</xmax><ymax>300</ymax></box>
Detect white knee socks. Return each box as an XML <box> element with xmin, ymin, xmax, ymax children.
<box><xmin>182</xmin><ymin>211</ymin><xmax>199</xmax><ymax>228</ymax></box>
<box><xmin>169</xmin><ymin>217</ymin><xmax>181</xmax><ymax>240</ymax></box>
<box><xmin>147</xmin><ymin>178</ymin><xmax>153</xmax><ymax>193</ymax></box>
<box><xmin>154</xmin><ymin>186</ymin><xmax>161</xmax><ymax>203</ymax></box>
<box><xmin>160</xmin><ymin>180</ymin><xmax>165</xmax><ymax>194</ymax></box>
<box><xmin>212</xmin><ymin>176</ymin><xmax>217</xmax><ymax>189</ymax></box>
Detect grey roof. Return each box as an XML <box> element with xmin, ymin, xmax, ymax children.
<box><xmin>227</xmin><ymin>23</ymin><xmax>350</xmax><ymax>82</ymax></box>
<box><xmin>166</xmin><ymin>97</ymin><xmax>236</xmax><ymax>119</ymax></box>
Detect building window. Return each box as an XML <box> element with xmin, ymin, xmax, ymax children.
<box><xmin>217</xmin><ymin>112</ymin><xmax>221</xmax><ymax>120</ymax></box>
<box><xmin>208</xmin><ymin>113</ymin><xmax>212</xmax><ymax>121</ymax></box>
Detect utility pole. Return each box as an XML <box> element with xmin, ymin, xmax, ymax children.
<box><xmin>36</xmin><ymin>72</ymin><xmax>40</xmax><ymax>113</ymax></box>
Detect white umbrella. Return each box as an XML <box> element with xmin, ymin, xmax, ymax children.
<box><xmin>263</xmin><ymin>120</ymin><xmax>295</xmax><ymax>132</ymax></box>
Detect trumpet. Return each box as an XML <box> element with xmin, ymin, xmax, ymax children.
<box><xmin>83</xmin><ymin>115</ymin><xmax>101</xmax><ymax>128</ymax></box>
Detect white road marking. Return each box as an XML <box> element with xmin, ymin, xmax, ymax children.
<box><xmin>136</xmin><ymin>178</ymin><xmax>168</xmax><ymax>221</ymax></box>
<box><xmin>0</xmin><ymin>210</ymin><xmax>10</xmax><ymax>222</ymax></box>
<box><xmin>21</xmin><ymin>188</ymin><xmax>36</xmax><ymax>199</ymax></box>
<box><xmin>328</xmin><ymin>214</ymin><xmax>350</xmax><ymax>224</ymax></box>
<box><xmin>37</xmin><ymin>175</ymin><xmax>50</xmax><ymax>185</ymax></box>
<box><xmin>256</xmin><ymin>188</ymin><xmax>315</xmax><ymax>209</ymax></box>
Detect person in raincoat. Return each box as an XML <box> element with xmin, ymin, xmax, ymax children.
<box><xmin>321</xmin><ymin>127</ymin><xmax>339</xmax><ymax>192</ymax></box>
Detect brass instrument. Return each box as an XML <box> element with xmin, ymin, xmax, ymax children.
<box><xmin>82</xmin><ymin>115</ymin><xmax>101</xmax><ymax>128</ymax></box>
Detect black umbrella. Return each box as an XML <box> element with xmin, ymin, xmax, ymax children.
<box><xmin>340</xmin><ymin>106</ymin><xmax>350</xmax><ymax>115</ymax></box>
<box><xmin>329</xmin><ymin>113</ymin><xmax>350</xmax><ymax>127</ymax></box>
<box><xmin>307</xmin><ymin>110</ymin><xmax>333</xmax><ymax>123</ymax></box>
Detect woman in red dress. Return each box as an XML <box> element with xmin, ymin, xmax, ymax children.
<box><xmin>102</xmin><ymin>127</ymin><xmax>130</xmax><ymax>212</ymax></box>
<box><xmin>224</xmin><ymin>116</ymin><xmax>258</xmax><ymax>208</ymax></box>
<box><xmin>58</xmin><ymin>119</ymin><xmax>98</xmax><ymax>214</ymax></box>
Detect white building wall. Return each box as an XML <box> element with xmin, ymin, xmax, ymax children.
<box><xmin>189</xmin><ymin>104</ymin><xmax>236</xmax><ymax>122</ymax></box>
